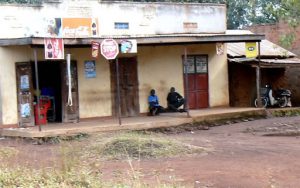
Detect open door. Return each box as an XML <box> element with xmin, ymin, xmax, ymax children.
<box><xmin>16</xmin><ymin>62</ymin><xmax>35</xmax><ymax>127</ymax></box>
<box><xmin>61</xmin><ymin>61</ymin><xmax>79</xmax><ymax>123</ymax></box>
<box><xmin>110</xmin><ymin>57</ymin><xmax>140</xmax><ymax>117</ymax></box>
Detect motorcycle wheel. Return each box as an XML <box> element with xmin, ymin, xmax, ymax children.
<box><xmin>254</xmin><ymin>97</ymin><xmax>268</xmax><ymax>108</ymax></box>
<box><xmin>278</xmin><ymin>96</ymin><xmax>287</xmax><ymax>108</ymax></box>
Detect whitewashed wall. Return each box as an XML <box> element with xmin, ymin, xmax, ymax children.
<box><xmin>0</xmin><ymin>1</ymin><xmax>226</xmax><ymax>38</ymax></box>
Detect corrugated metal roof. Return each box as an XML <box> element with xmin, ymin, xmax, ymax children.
<box><xmin>228</xmin><ymin>57</ymin><xmax>300</xmax><ymax>67</ymax></box>
<box><xmin>227</xmin><ymin>30</ymin><xmax>295</xmax><ymax>58</ymax></box>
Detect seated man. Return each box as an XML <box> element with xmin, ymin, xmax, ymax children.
<box><xmin>148</xmin><ymin>89</ymin><xmax>164</xmax><ymax>116</ymax></box>
<box><xmin>167</xmin><ymin>87</ymin><xmax>186</xmax><ymax>112</ymax></box>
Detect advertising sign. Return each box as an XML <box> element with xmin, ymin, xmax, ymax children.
<box><xmin>44</xmin><ymin>38</ymin><xmax>64</xmax><ymax>59</ymax></box>
<box><xmin>45</xmin><ymin>18</ymin><xmax>62</xmax><ymax>37</ymax></box>
<box><xmin>120</xmin><ymin>40</ymin><xmax>137</xmax><ymax>53</ymax></box>
<box><xmin>245</xmin><ymin>42</ymin><xmax>258</xmax><ymax>58</ymax></box>
<box><xmin>85</xmin><ymin>61</ymin><xmax>96</xmax><ymax>78</ymax></box>
<box><xmin>91</xmin><ymin>41</ymin><xmax>100</xmax><ymax>59</ymax></box>
<box><xmin>62</xmin><ymin>18</ymin><xmax>98</xmax><ymax>38</ymax></box>
<box><xmin>100</xmin><ymin>39</ymin><xmax>119</xmax><ymax>60</ymax></box>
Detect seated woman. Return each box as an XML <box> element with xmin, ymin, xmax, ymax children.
<box><xmin>167</xmin><ymin>87</ymin><xmax>186</xmax><ymax>112</ymax></box>
<box><xmin>148</xmin><ymin>89</ymin><xmax>164</xmax><ymax>116</ymax></box>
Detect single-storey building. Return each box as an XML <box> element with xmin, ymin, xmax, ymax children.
<box><xmin>227</xmin><ymin>30</ymin><xmax>300</xmax><ymax>107</ymax></box>
<box><xmin>0</xmin><ymin>1</ymin><xmax>264</xmax><ymax>127</ymax></box>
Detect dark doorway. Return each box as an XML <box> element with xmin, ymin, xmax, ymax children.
<box><xmin>110</xmin><ymin>57</ymin><xmax>140</xmax><ymax>117</ymax></box>
<box><xmin>32</xmin><ymin>61</ymin><xmax>62</xmax><ymax>122</ymax></box>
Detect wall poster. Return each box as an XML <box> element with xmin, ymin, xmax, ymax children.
<box><xmin>85</xmin><ymin>60</ymin><xmax>96</xmax><ymax>78</ymax></box>
<box><xmin>21</xmin><ymin>103</ymin><xmax>31</xmax><ymax>118</ymax></box>
<box><xmin>20</xmin><ymin>75</ymin><xmax>29</xmax><ymax>91</ymax></box>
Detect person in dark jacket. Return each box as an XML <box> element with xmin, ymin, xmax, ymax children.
<box><xmin>167</xmin><ymin>87</ymin><xmax>186</xmax><ymax>112</ymax></box>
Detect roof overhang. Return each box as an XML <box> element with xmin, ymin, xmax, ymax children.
<box><xmin>0</xmin><ymin>33</ymin><xmax>265</xmax><ymax>47</ymax></box>
<box><xmin>228</xmin><ymin>57</ymin><xmax>300</xmax><ymax>68</ymax></box>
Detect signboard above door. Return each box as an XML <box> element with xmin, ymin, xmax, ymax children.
<box><xmin>17</xmin><ymin>17</ymin><xmax>99</xmax><ymax>38</ymax></box>
<box><xmin>101</xmin><ymin>39</ymin><xmax>119</xmax><ymax>60</ymax></box>
<box><xmin>44</xmin><ymin>38</ymin><xmax>65</xmax><ymax>60</ymax></box>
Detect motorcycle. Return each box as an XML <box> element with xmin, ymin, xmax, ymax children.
<box><xmin>254</xmin><ymin>85</ymin><xmax>292</xmax><ymax>108</ymax></box>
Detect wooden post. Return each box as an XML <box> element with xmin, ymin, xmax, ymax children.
<box><xmin>34</xmin><ymin>48</ymin><xmax>42</xmax><ymax>131</ymax></box>
<box><xmin>184</xmin><ymin>47</ymin><xmax>190</xmax><ymax>117</ymax></box>
<box><xmin>256</xmin><ymin>42</ymin><xmax>262</xmax><ymax>107</ymax></box>
<box><xmin>116</xmin><ymin>58</ymin><xmax>122</xmax><ymax>125</ymax></box>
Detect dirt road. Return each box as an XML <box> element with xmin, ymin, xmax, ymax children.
<box><xmin>1</xmin><ymin>116</ymin><xmax>300</xmax><ymax>187</ymax></box>
<box><xmin>101</xmin><ymin>116</ymin><xmax>300</xmax><ymax>187</ymax></box>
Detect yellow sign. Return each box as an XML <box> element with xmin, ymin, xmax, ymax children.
<box><xmin>245</xmin><ymin>42</ymin><xmax>258</xmax><ymax>58</ymax></box>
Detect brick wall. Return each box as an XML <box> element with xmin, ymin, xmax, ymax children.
<box><xmin>248</xmin><ymin>21</ymin><xmax>300</xmax><ymax>55</ymax></box>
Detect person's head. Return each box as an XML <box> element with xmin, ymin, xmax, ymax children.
<box><xmin>150</xmin><ymin>89</ymin><xmax>155</xmax><ymax>96</ymax></box>
<box><xmin>170</xmin><ymin>87</ymin><xmax>175</xmax><ymax>92</ymax></box>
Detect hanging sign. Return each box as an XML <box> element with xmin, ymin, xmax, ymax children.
<box><xmin>216</xmin><ymin>42</ymin><xmax>224</xmax><ymax>55</ymax></box>
<box><xmin>120</xmin><ymin>40</ymin><xmax>137</xmax><ymax>53</ymax></box>
<box><xmin>100</xmin><ymin>39</ymin><xmax>119</xmax><ymax>60</ymax></box>
<box><xmin>44</xmin><ymin>38</ymin><xmax>64</xmax><ymax>59</ymax></box>
<box><xmin>91</xmin><ymin>41</ymin><xmax>100</xmax><ymax>59</ymax></box>
<box><xmin>245</xmin><ymin>42</ymin><xmax>258</xmax><ymax>58</ymax></box>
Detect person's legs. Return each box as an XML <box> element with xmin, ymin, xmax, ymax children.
<box><xmin>175</xmin><ymin>99</ymin><xmax>187</xmax><ymax>112</ymax></box>
<box><xmin>175</xmin><ymin>100</ymin><xmax>183</xmax><ymax>108</ymax></box>
<box><xmin>168</xmin><ymin>103</ymin><xmax>178</xmax><ymax>112</ymax></box>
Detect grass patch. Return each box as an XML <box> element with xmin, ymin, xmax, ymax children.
<box><xmin>270</xmin><ymin>108</ymin><xmax>300</xmax><ymax>117</ymax></box>
<box><xmin>0</xmin><ymin>165</ymin><xmax>184</xmax><ymax>188</ymax></box>
<box><xmin>0</xmin><ymin>165</ymin><xmax>104</xmax><ymax>188</ymax></box>
<box><xmin>82</xmin><ymin>131</ymin><xmax>206</xmax><ymax>160</ymax></box>
<box><xmin>30</xmin><ymin>133</ymin><xmax>90</xmax><ymax>144</ymax></box>
<box><xmin>0</xmin><ymin>147</ymin><xmax>18</xmax><ymax>159</ymax></box>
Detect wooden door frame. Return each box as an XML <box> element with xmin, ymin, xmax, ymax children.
<box><xmin>61</xmin><ymin>60</ymin><xmax>79</xmax><ymax>123</ymax></box>
<box><xmin>15</xmin><ymin>62</ymin><xmax>35</xmax><ymax>127</ymax></box>
<box><xmin>110</xmin><ymin>57</ymin><xmax>140</xmax><ymax>117</ymax></box>
<box><xmin>182</xmin><ymin>54</ymin><xmax>209</xmax><ymax>109</ymax></box>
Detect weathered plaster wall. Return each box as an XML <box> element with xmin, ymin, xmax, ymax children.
<box><xmin>70</xmin><ymin>48</ymin><xmax>112</xmax><ymax>118</ymax></box>
<box><xmin>0</xmin><ymin>46</ymin><xmax>31</xmax><ymax>125</ymax></box>
<box><xmin>0</xmin><ymin>43</ymin><xmax>228</xmax><ymax>125</ymax></box>
<box><xmin>0</xmin><ymin>69</ymin><xmax>2</xmax><ymax>125</ymax></box>
<box><xmin>138</xmin><ymin>44</ymin><xmax>229</xmax><ymax>113</ymax></box>
<box><xmin>0</xmin><ymin>2</ymin><xmax>226</xmax><ymax>38</ymax></box>
<box><xmin>207</xmin><ymin>44</ymin><xmax>229</xmax><ymax>107</ymax></box>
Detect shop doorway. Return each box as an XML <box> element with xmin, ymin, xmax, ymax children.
<box><xmin>33</xmin><ymin>61</ymin><xmax>62</xmax><ymax>123</ymax></box>
<box><xmin>16</xmin><ymin>61</ymin><xmax>79</xmax><ymax>127</ymax></box>
<box><xmin>110</xmin><ymin>57</ymin><xmax>140</xmax><ymax>117</ymax></box>
<box><xmin>184</xmin><ymin>55</ymin><xmax>209</xmax><ymax>109</ymax></box>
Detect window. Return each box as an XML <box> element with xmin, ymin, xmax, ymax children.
<box><xmin>184</xmin><ymin>55</ymin><xmax>208</xmax><ymax>74</ymax></box>
<box><xmin>114</xmin><ymin>22</ymin><xmax>129</xmax><ymax>29</ymax></box>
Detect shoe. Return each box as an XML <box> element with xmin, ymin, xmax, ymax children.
<box><xmin>179</xmin><ymin>109</ymin><xmax>187</xmax><ymax>113</ymax></box>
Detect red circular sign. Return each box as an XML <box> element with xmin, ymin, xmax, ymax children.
<box><xmin>100</xmin><ymin>39</ymin><xmax>119</xmax><ymax>60</ymax></box>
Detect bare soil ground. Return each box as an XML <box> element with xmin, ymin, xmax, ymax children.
<box><xmin>2</xmin><ymin>116</ymin><xmax>300</xmax><ymax>187</ymax></box>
